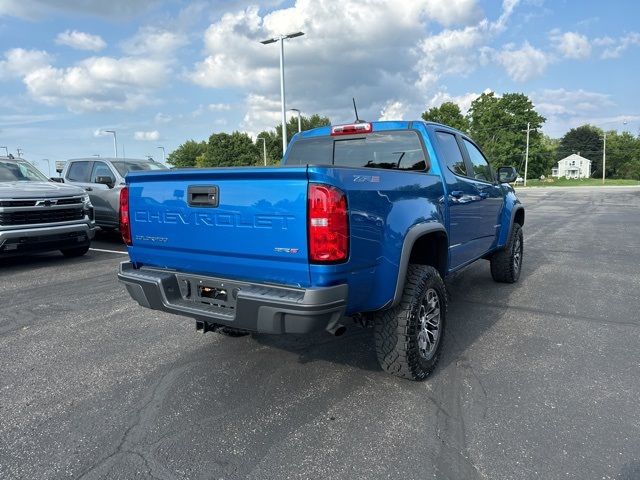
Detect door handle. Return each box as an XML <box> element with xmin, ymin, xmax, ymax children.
<box><xmin>450</xmin><ymin>190</ymin><xmax>463</xmax><ymax>198</ymax></box>
<box><xmin>85</xmin><ymin>187</ymin><xmax>93</xmax><ymax>192</ymax></box>
<box><xmin>188</xmin><ymin>185</ymin><xmax>219</xmax><ymax>207</ymax></box>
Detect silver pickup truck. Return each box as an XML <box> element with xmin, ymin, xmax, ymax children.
<box><xmin>0</xmin><ymin>156</ymin><xmax>96</xmax><ymax>257</ymax></box>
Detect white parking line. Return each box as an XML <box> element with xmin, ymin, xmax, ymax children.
<box><xmin>89</xmin><ymin>248</ymin><xmax>129</xmax><ymax>255</ymax></box>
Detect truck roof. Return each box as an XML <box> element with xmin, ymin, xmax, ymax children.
<box><xmin>293</xmin><ymin>120</ymin><xmax>465</xmax><ymax>141</ymax></box>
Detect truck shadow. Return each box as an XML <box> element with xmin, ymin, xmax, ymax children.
<box><xmin>251</xmin><ymin>257</ymin><xmax>542</xmax><ymax>376</ymax></box>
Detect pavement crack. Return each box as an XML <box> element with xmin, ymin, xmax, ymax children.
<box><xmin>75</xmin><ymin>364</ymin><xmax>190</xmax><ymax>480</ymax></box>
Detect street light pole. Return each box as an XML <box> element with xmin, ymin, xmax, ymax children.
<box><xmin>104</xmin><ymin>130</ymin><xmax>118</xmax><ymax>159</ymax></box>
<box><xmin>289</xmin><ymin>108</ymin><xmax>302</xmax><ymax>133</ymax></box>
<box><xmin>602</xmin><ymin>132</ymin><xmax>607</xmax><ymax>185</ymax></box>
<box><xmin>260</xmin><ymin>31</ymin><xmax>304</xmax><ymax>157</ymax></box>
<box><xmin>257</xmin><ymin>137</ymin><xmax>267</xmax><ymax>166</ymax></box>
<box><xmin>157</xmin><ymin>146</ymin><xmax>165</xmax><ymax>163</ymax></box>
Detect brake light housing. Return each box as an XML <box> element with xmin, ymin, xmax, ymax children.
<box><xmin>119</xmin><ymin>186</ymin><xmax>132</xmax><ymax>246</ymax></box>
<box><xmin>308</xmin><ymin>184</ymin><xmax>349</xmax><ymax>263</ymax></box>
<box><xmin>330</xmin><ymin>122</ymin><xmax>373</xmax><ymax>136</ymax></box>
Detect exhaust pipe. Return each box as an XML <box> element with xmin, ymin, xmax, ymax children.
<box><xmin>326</xmin><ymin>319</ymin><xmax>346</xmax><ymax>337</ymax></box>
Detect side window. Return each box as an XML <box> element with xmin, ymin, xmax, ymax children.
<box><xmin>66</xmin><ymin>161</ymin><xmax>91</xmax><ymax>182</ymax></box>
<box><xmin>463</xmin><ymin>139</ymin><xmax>493</xmax><ymax>182</ymax></box>
<box><xmin>435</xmin><ymin>132</ymin><xmax>467</xmax><ymax>176</ymax></box>
<box><xmin>91</xmin><ymin>162</ymin><xmax>115</xmax><ymax>183</ymax></box>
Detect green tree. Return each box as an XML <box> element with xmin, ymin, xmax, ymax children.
<box><xmin>166</xmin><ymin>140</ymin><xmax>207</xmax><ymax>168</ymax></box>
<box><xmin>557</xmin><ymin>125</ymin><xmax>603</xmax><ymax>177</ymax></box>
<box><xmin>604</xmin><ymin>131</ymin><xmax>640</xmax><ymax>179</ymax></box>
<box><xmin>197</xmin><ymin>132</ymin><xmax>259</xmax><ymax>168</ymax></box>
<box><xmin>258</xmin><ymin>113</ymin><xmax>331</xmax><ymax>165</ymax></box>
<box><xmin>421</xmin><ymin>102</ymin><xmax>469</xmax><ymax>132</ymax></box>
<box><xmin>467</xmin><ymin>92</ymin><xmax>546</xmax><ymax>178</ymax></box>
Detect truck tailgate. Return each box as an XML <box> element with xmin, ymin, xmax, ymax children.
<box><xmin>126</xmin><ymin>167</ymin><xmax>310</xmax><ymax>287</ymax></box>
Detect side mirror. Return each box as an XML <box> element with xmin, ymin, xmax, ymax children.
<box><xmin>50</xmin><ymin>177</ymin><xmax>64</xmax><ymax>183</ymax></box>
<box><xmin>95</xmin><ymin>176</ymin><xmax>115</xmax><ymax>188</ymax></box>
<box><xmin>497</xmin><ymin>166</ymin><xmax>518</xmax><ymax>184</ymax></box>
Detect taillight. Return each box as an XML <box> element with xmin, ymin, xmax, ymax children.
<box><xmin>308</xmin><ymin>184</ymin><xmax>349</xmax><ymax>263</ymax></box>
<box><xmin>119</xmin><ymin>186</ymin><xmax>132</xmax><ymax>246</ymax></box>
<box><xmin>330</xmin><ymin>122</ymin><xmax>372</xmax><ymax>136</ymax></box>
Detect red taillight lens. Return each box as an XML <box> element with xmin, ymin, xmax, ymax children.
<box><xmin>308</xmin><ymin>184</ymin><xmax>349</xmax><ymax>263</ymax></box>
<box><xmin>330</xmin><ymin>122</ymin><xmax>372</xmax><ymax>136</ymax></box>
<box><xmin>119</xmin><ymin>186</ymin><xmax>132</xmax><ymax>246</ymax></box>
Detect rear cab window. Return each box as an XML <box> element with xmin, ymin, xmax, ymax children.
<box><xmin>286</xmin><ymin>130</ymin><xmax>429</xmax><ymax>171</ymax></box>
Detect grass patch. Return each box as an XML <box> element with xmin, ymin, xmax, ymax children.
<box><xmin>516</xmin><ymin>178</ymin><xmax>640</xmax><ymax>188</ymax></box>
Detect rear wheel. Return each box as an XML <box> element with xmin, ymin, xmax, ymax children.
<box><xmin>490</xmin><ymin>223</ymin><xmax>523</xmax><ymax>283</ymax></box>
<box><xmin>60</xmin><ymin>246</ymin><xmax>90</xmax><ymax>257</ymax></box>
<box><xmin>374</xmin><ymin>264</ymin><xmax>447</xmax><ymax>381</ymax></box>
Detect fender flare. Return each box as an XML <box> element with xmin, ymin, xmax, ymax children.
<box><xmin>506</xmin><ymin>206</ymin><xmax>525</xmax><ymax>243</ymax></box>
<box><xmin>390</xmin><ymin>222</ymin><xmax>448</xmax><ymax>307</ymax></box>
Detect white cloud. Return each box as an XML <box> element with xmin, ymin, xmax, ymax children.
<box><xmin>154</xmin><ymin>112</ymin><xmax>172</xmax><ymax>123</ymax></box>
<box><xmin>532</xmin><ymin>88</ymin><xmax>618</xmax><ymax>137</ymax></box>
<box><xmin>121</xmin><ymin>26</ymin><xmax>188</xmax><ymax>56</ymax></box>
<box><xmin>423</xmin><ymin>0</ymin><xmax>483</xmax><ymax>27</ymax></box>
<box><xmin>551</xmin><ymin>31</ymin><xmax>591</xmax><ymax>59</ymax></box>
<box><xmin>600</xmin><ymin>32</ymin><xmax>640</xmax><ymax>59</ymax></box>
<box><xmin>379</xmin><ymin>101</ymin><xmax>408</xmax><ymax>120</ymax></box>
<box><xmin>493</xmin><ymin>42</ymin><xmax>550</xmax><ymax>82</ymax></box>
<box><xmin>428</xmin><ymin>89</ymin><xmax>491</xmax><ymax>114</ymax></box>
<box><xmin>208</xmin><ymin>103</ymin><xmax>231</xmax><ymax>111</ymax></box>
<box><xmin>55</xmin><ymin>30</ymin><xmax>106</xmax><ymax>52</ymax></box>
<box><xmin>0</xmin><ymin>0</ymin><xmax>161</xmax><ymax>20</ymax></box>
<box><xmin>189</xmin><ymin>0</ymin><xmax>520</xmax><ymax>132</ymax></box>
<box><xmin>0</xmin><ymin>48</ymin><xmax>50</xmax><ymax>79</ymax></box>
<box><xmin>22</xmin><ymin>56</ymin><xmax>169</xmax><ymax>112</ymax></box>
<box><xmin>134</xmin><ymin>130</ymin><xmax>160</xmax><ymax>141</ymax></box>
<box><xmin>241</xmin><ymin>94</ymin><xmax>282</xmax><ymax>138</ymax></box>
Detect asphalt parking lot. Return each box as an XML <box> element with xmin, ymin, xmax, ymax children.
<box><xmin>1</xmin><ymin>186</ymin><xmax>639</xmax><ymax>480</ymax></box>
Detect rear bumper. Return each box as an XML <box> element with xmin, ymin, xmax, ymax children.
<box><xmin>0</xmin><ymin>222</ymin><xmax>96</xmax><ymax>256</ymax></box>
<box><xmin>118</xmin><ymin>261</ymin><xmax>348</xmax><ymax>334</ymax></box>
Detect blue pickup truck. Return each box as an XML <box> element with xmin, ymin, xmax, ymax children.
<box><xmin>118</xmin><ymin>120</ymin><xmax>524</xmax><ymax>381</ymax></box>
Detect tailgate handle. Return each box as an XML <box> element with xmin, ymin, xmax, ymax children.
<box><xmin>188</xmin><ymin>186</ymin><xmax>219</xmax><ymax>207</ymax></box>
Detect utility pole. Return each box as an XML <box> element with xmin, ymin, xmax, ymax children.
<box><xmin>257</xmin><ymin>137</ymin><xmax>267</xmax><ymax>166</ymax></box>
<box><xmin>523</xmin><ymin>123</ymin><xmax>531</xmax><ymax>187</ymax></box>
<box><xmin>602</xmin><ymin>132</ymin><xmax>607</xmax><ymax>185</ymax></box>
<box><xmin>17</xmin><ymin>148</ymin><xmax>23</xmax><ymax>158</ymax></box>
<box><xmin>1</xmin><ymin>146</ymin><xmax>8</xmax><ymax>157</ymax></box>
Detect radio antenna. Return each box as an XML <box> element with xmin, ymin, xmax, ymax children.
<box><xmin>352</xmin><ymin>97</ymin><xmax>363</xmax><ymax>123</ymax></box>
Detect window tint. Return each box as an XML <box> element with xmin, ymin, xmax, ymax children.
<box><xmin>286</xmin><ymin>131</ymin><xmax>428</xmax><ymax>171</ymax></box>
<box><xmin>91</xmin><ymin>162</ymin><xmax>115</xmax><ymax>183</ymax></box>
<box><xmin>435</xmin><ymin>132</ymin><xmax>467</xmax><ymax>176</ymax></box>
<box><xmin>67</xmin><ymin>161</ymin><xmax>91</xmax><ymax>182</ymax></box>
<box><xmin>463</xmin><ymin>139</ymin><xmax>493</xmax><ymax>182</ymax></box>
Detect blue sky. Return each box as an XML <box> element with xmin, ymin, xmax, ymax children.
<box><xmin>1</xmin><ymin>0</ymin><xmax>639</xmax><ymax>175</ymax></box>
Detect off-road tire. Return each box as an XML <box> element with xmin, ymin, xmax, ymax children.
<box><xmin>217</xmin><ymin>327</ymin><xmax>250</xmax><ymax>337</ymax></box>
<box><xmin>490</xmin><ymin>223</ymin><xmax>523</xmax><ymax>283</ymax></box>
<box><xmin>60</xmin><ymin>245</ymin><xmax>90</xmax><ymax>258</ymax></box>
<box><xmin>374</xmin><ymin>264</ymin><xmax>447</xmax><ymax>381</ymax></box>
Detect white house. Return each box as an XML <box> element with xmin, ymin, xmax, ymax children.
<box><xmin>551</xmin><ymin>153</ymin><xmax>592</xmax><ymax>179</ymax></box>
